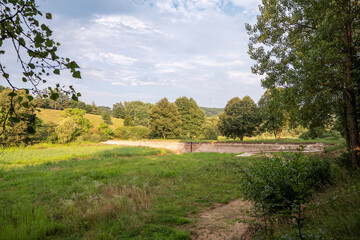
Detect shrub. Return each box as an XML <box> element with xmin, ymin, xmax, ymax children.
<box><xmin>240</xmin><ymin>151</ymin><xmax>331</xmax><ymax>238</ymax></box>
<box><xmin>55</xmin><ymin>118</ymin><xmax>77</xmax><ymax>143</ymax></box>
<box><xmin>114</xmin><ymin>126</ymin><xmax>151</xmax><ymax>140</ymax></box>
<box><xmin>97</xmin><ymin>123</ymin><xmax>114</xmax><ymax>140</ymax></box>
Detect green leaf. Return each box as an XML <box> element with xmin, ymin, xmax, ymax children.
<box><xmin>22</xmin><ymin>77</ymin><xmax>27</xmax><ymax>82</ymax></box>
<box><xmin>53</xmin><ymin>69</ymin><xmax>60</xmax><ymax>75</ymax></box>
<box><xmin>72</xmin><ymin>71</ymin><xmax>81</xmax><ymax>79</ymax></box>
<box><xmin>71</xmin><ymin>94</ymin><xmax>78</xmax><ymax>101</ymax></box>
<box><xmin>50</xmin><ymin>93</ymin><xmax>59</xmax><ymax>101</ymax></box>
<box><xmin>27</xmin><ymin>126</ymin><xmax>36</xmax><ymax>135</ymax></box>
<box><xmin>22</xmin><ymin>102</ymin><xmax>29</xmax><ymax>108</ymax></box>
<box><xmin>28</xmin><ymin>63</ymin><xmax>35</xmax><ymax>69</ymax></box>
<box><xmin>8</xmin><ymin>92</ymin><xmax>17</xmax><ymax>97</ymax></box>
<box><xmin>46</xmin><ymin>13</ymin><xmax>52</xmax><ymax>19</ymax></box>
<box><xmin>9</xmin><ymin>117</ymin><xmax>20</xmax><ymax>123</ymax></box>
<box><xmin>27</xmin><ymin>96</ymin><xmax>34</xmax><ymax>102</ymax></box>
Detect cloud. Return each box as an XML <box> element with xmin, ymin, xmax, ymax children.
<box><xmin>30</xmin><ymin>0</ymin><xmax>264</xmax><ymax>107</ymax></box>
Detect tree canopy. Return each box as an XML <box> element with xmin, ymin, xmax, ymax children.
<box><xmin>149</xmin><ymin>98</ymin><xmax>182</xmax><ymax>139</ymax></box>
<box><xmin>218</xmin><ymin>96</ymin><xmax>261</xmax><ymax>141</ymax></box>
<box><xmin>247</xmin><ymin>0</ymin><xmax>360</xmax><ymax>167</ymax></box>
<box><xmin>175</xmin><ymin>97</ymin><xmax>205</xmax><ymax>138</ymax></box>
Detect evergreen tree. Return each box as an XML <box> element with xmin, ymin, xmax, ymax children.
<box><xmin>175</xmin><ymin>97</ymin><xmax>205</xmax><ymax>138</ymax></box>
<box><xmin>149</xmin><ymin>98</ymin><xmax>182</xmax><ymax>139</ymax></box>
<box><xmin>218</xmin><ymin>96</ymin><xmax>261</xmax><ymax>141</ymax></box>
<box><xmin>113</xmin><ymin>102</ymin><xmax>126</xmax><ymax>119</ymax></box>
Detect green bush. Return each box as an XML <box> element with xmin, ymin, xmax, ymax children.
<box><xmin>77</xmin><ymin>133</ymin><xmax>106</xmax><ymax>143</ymax></box>
<box><xmin>240</xmin><ymin>151</ymin><xmax>331</xmax><ymax>238</ymax></box>
<box><xmin>97</xmin><ymin>123</ymin><xmax>114</xmax><ymax>140</ymax></box>
<box><xmin>114</xmin><ymin>126</ymin><xmax>151</xmax><ymax>140</ymax></box>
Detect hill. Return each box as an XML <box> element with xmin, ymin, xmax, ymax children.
<box><xmin>200</xmin><ymin>107</ymin><xmax>224</xmax><ymax>117</ymax></box>
<box><xmin>36</xmin><ymin>108</ymin><xmax>123</xmax><ymax>129</ymax></box>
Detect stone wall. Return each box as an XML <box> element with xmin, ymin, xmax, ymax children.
<box><xmin>103</xmin><ymin>140</ymin><xmax>324</xmax><ymax>154</ymax></box>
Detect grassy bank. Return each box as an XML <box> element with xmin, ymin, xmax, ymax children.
<box><xmin>0</xmin><ymin>144</ymin><xmax>250</xmax><ymax>239</ymax></box>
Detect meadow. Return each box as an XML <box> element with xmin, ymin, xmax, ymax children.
<box><xmin>0</xmin><ymin>144</ymin><xmax>251</xmax><ymax>239</ymax></box>
<box><xmin>1</xmin><ymin>143</ymin><xmax>359</xmax><ymax>240</ymax></box>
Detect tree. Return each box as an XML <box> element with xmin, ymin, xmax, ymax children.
<box><xmin>102</xmin><ymin>112</ymin><xmax>112</xmax><ymax>125</ymax></box>
<box><xmin>247</xmin><ymin>0</ymin><xmax>360</xmax><ymax>168</ymax></box>
<box><xmin>1</xmin><ymin>1</ymin><xmax>81</xmax><ymax>140</ymax></box>
<box><xmin>149</xmin><ymin>98</ymin><xmax>182</xmax><ymax>139</ymax></box>
<box><xmin>124</xmin><ymin>115</ymin><xmax>133</xmax><ymax>126</ymax></box>
<box><xmin>113</xmin><ymin>102</ymin><xmax>126</xmax><ymax>119</ymax></box>
<box><xmin>0</xmin><ymin>88</ymin><xmax>36</xmax><ymax>146</ymax></box>
<box><xmin>258</xmin><ymin>88</ymin><xmax>288</xmax><ymax>140</ymax></box>
<box><xmin>218</xmin><ymin>96</ymin><xmax>261</xmax><ymax>141</ymax></box>
<box><xmin>175</xmin><ymin>97</ymin><xmax>205</xmax><ymax>138</ymax></box>
<box><xmin>123</xmin><ymin>101</ymin><xmax>153</xmax><ymax>126</ymax></box>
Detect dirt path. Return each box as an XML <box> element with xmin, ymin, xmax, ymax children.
<box><xmin>183</xmin><ymin>199</ymin><xmax>252</xmax><ymax>240</ymax></box>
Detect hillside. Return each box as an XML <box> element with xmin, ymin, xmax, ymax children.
<box><xmin>200</xmin><ymin>107</ymin><xmax>224</xmax><ymax>117</ymax></box>
<box><xmin>36</xmin><ymin>108</ymin><xmax>123</xmax><ymax>129</ymax></box>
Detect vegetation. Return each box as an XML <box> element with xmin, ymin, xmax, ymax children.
<box><xmin>149</xmin><ymin>98</ymin><xmax>182</xmax><ymax>139</ymax></box>
<box><xmin>0</xmin><ymin>145</ymin><xmax>249</xmax><ymax>239</ymax></box>
<box><xmin>247</xmin><ymin>0</ymin><xmax>360</xmax><ymax>168</ymax></box>
<box><xmin>218</xmin><ymin>96</ymin><xmax>261</xmax><ymax>141</ymax></box>
<box><xmin>175</xmin><ymin>97</ymin><xmax>205</xmax><ymax>139</ymax></box>
<box><xmin>200</xmin><ymin>107</ymin><xmax>224</xmax><ymax>117</ymax></box>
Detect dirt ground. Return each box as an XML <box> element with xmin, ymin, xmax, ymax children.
<box><xmin>182</xmin><ymin>199</ymin><xmax>252</xmax><ymax>240</ymax></box>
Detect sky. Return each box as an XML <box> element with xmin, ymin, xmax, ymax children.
<box><xmin>9</xmin><ymin>0</ymin><xmax>265</xmax><ymax>108</ymax></box>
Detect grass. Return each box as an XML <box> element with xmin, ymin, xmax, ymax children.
<box><xmin>36</xmin><ymin>108</ymin><xmax>123</xmax><ymax>130</ymax></box>
<box><xmin>0</xmin><ymin>144</ymin><xmax>251</xmax><ymax>239</ymax></box>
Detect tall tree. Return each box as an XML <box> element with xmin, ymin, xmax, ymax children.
<box><xmin>218</xmin><ymin>96</ymin><xmax>261</xmax><ymax>141</ymax></box>
<box><xmin>123</xmin><ymin>101</ymin><xmax>153</xmax><ymax>126</ymax></box>
<box><xmin>113</xmin><ymin>102</ymin><xmax>126</xmax><ymax>119</ymax></box>
<box><xmin>258</xmin><ymin>88</ymin><xmax>288</xmax><ymax>140</ymax></box>
<box><xmin>149</xmin><ymin>98</ymin><xmax>182</xmax><ymax>139</ymax></box>
<box><xmin>175</xmin><ymin>97</ymin><xmax>205</xmax><ymax>138</ymax></box>
<box><xmin>247</xmin><ymin>0</ymin><xmax>360</xmax><ymax>167</ymax></box>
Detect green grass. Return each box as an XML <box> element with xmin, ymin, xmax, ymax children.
<box><xmin>0</xmin><ymin>144</ymin><xmax>250</xmax><ymax>239</ymax></box>
<box><xmin>36</xmin><ymin>108</ymin><xmax>124</xmax><ymax>130</ymax></box>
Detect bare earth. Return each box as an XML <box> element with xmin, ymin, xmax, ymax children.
<box><xmin>183</xmin><ymin>199</ymin><xmax>252</xmax><ymax>240</ymax></box>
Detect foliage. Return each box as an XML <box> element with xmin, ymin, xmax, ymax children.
<box><xmin>247</xmin><ymin>0</ymin><xmax>360</xmax><ymax>167</ymax></box>
<box><xmin>218</xmin><ymin>96</ymin><xmax>261</xmax><ymax>141</ymax></box>
<box><xmin>114</xmin><ymin>126</ymin><xmax>151</xmax><ymax>140</ymax></box>
<box><xmin>102</xmin><ymin>112</ymin><xmax>112</xmax><ymax>125</ymax></box>
<box><xmin>124</xmin><ymin>115</ymin><xmax>134</xmax><ymax>126</ymax></box>
<box><xmin>97</xmin><ymin>123</ymin><xmax>114</xmax><ymax>140</ymax></box>
<box><xmin>0</xmin><ymin>88</ymin><xmax>36</xmax><ymax>146</ymax></box>
<box><xmin>175</xmin><ymin>97</ymin><xmax>205</xmax><ymax>138</ymax></box>
<box><xmin>258</xmin><ymin>88</ymin><xmax>288</xmax><ymax>140</ymax></box>
<box><xmin>55</xmin><ymin>108</ymin><xmax>93</xmax><ymax>143</ymax></box>
<box><xmin>113</xmin><ymin>102</ymin><xmax>126</xmax><ymax>119</ymax></box>
<box><xmin>0</xmin><ymin>1</ymin><xmax>81</xmax><ymax>138</ymax></box>
<box><xmin>149</xmin><ymin>98</ymin><xmax>182</xmax><ymax>139</ymax></box>
<box><xmin>200</xmin><ymin>107</ymin><xmax>224</xmax><ymax>117</ymax></box>
<box><xmin>202</xmin><ymin>116</ymin><xmax>220</xmax><ymax>140</ymax></box>
<box><xmin>240</xmin><ymin>151</ymin><xmax>331</xmax><ymax>238</ymax></box>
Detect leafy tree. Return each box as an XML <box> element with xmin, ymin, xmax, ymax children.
<box><xmin>102</xmin><ymin>112</ymin><xmax>112</xmax><ymax>125</ymax></box>
<box><xmin>113</xmin><ymin>102</ymin><xmax>126</xmax><ymax>119</ymax></box>
<box><xmin>123</xmin><ymin>101</ymin><xmax>153</xmax><ymax>126</ymax></box>
<box><xmin>149</xmin><ymin>98</ymin><xmax>182</xmax><ymax>139</ymax></box>
<box><xmin>55</xmin><ymin>108</ymin><xmax>93</xmax><ymax>143</ymax></box>
<box><xmin>97</xmin><ymin>123</ymin><xmax>113</xmax><ymax>140</ymax></box>
<box><xmin>203</xmin><ymin>116</ymin><xmax>220</xmax><ymax>140</ymax></box>
<box><xmin>0</xmin><ymin>88</ymin><xmax>36</xmax><ymax>146</ymax></box>
<box><xmin>218</xmin><ymin>96</ymin><xmax>261</xmax><ymax>141</ymax></box>
<box><xmin>175</xmin><ymin>97</ymin><xmax>205</xmax><ymax>138</ymax></box>
<box><xmin>258</xmin><ymin>88</ymin><xmax>288</xmax><ymax>140</ymax></box>
<box><xmin>124</xmin><ymin>115</ymin><xmax>133</xmax><ymax>126</ymax></box>
<box><xmin>247</xmin><ymin>0</ymin><xmax>360</xmax><ymax>167</ymax></box>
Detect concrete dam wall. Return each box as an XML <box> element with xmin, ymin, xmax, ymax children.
<box><xmin>103</xmin><ymin>140</ymin><xmax>324</xmax><ymax>154</ymax></box>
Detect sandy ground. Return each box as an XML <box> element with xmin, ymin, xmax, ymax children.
<box><xmin>182</xmin><ymin>199</ymin><xmax>252</xmax><ymax>240</ymax></box>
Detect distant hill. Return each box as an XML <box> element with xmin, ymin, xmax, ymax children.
<box><xmin>200</xmin><ymin>107</ymin><xmax>224</xmax><ymax>117</ymax></box>
<box><xmin>36</xmin><ymin>108</ymin><xmax>123</xmax><ymax>129</ymax></box>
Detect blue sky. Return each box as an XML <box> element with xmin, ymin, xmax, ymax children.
<box><xmin>32</xmin><ymin>0</ymin><xmax>264</xmax><ymax>107</ymax></box>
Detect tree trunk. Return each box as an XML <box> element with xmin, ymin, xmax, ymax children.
<box><xmin>240</xmin><ymin>136</ymin><xmax>244</xmax><ymax>141</ymax></box>
<box><xmin>338</xmin><ymin>100</ymin><xmax>350</xmax><ymax>150</ymax></box>
<box><xmin>343</xmin><ymin>2</ymin><xmax>359</xmax><ymax>168</ymax></box>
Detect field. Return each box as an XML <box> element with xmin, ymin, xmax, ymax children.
<box><xmin>1</xmin><ymin>143</ymin><xmax>359</xmax><ymax>239</ymax></box>
<box><xmin>36</xmin><ymin>109</ymin><xmax>124</xmax><ymax>130</ymax></box>
<box><xmin>0</xmin><ymin>144</ymin><xmax>251</xmax><ymax>239</ymax></box>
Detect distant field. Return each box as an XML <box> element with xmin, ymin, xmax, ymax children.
<box><xmin>200</xmin><ymin>107</ymin><xmax>224</xmax><ymax>117</ymax></box>
<box><xmin>36</xmin><ymin>108</ymin><xmax>123</xmax><ymax>129</ymax></box>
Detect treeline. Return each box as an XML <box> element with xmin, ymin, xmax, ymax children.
<box><xmin>0</xmin><ymin>85</ymin><xmax>342</xmax><ymax>146</ymax></box>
